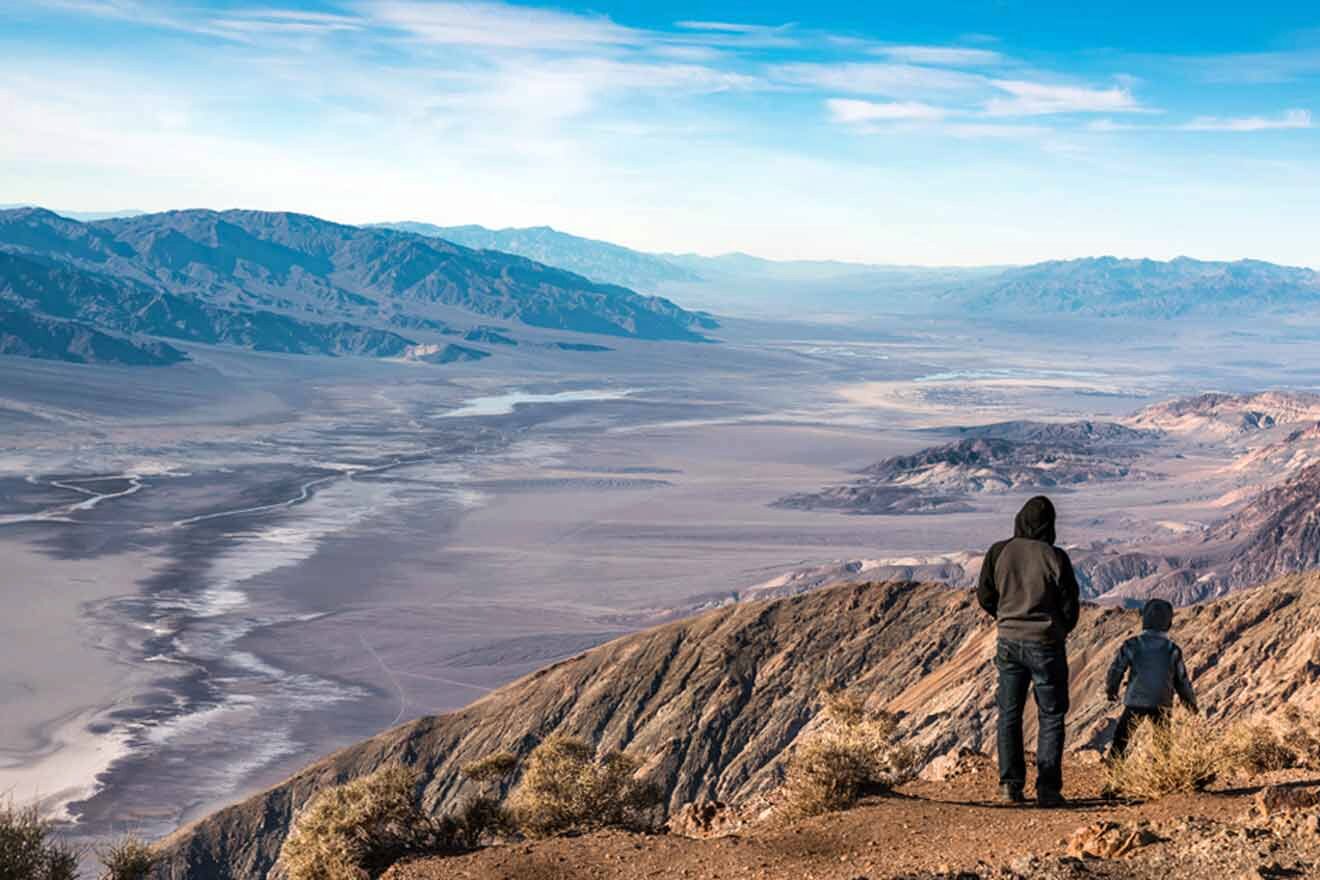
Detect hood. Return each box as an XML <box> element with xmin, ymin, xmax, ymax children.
<box><xmin>1142</xmin><ymin>598</ymin><xmax>1174</xmax><ymax>632</ymax></box>
<box><xmin>1013</xmin><ymin>495</ymin><xmax>1057</xmax><ymax>545</ymax></box>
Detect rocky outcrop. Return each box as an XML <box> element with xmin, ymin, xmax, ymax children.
<box><xmin>777</xmin><ymin>420</ymin><xmax>1160</xmax><ymax>514</ymax></box>
<box><xmin>1128</xmin><ymin>391</ymin><xmax>1320</xmax><ymax>439</ymax></box>
<box><xmin>1075</xmin><ymin>460</ymin><xmax>1320</xmax><ymax>604</ymax></box>
<box><xmin>0</xmin><ymin>304</ymin><xmax>187</xmax><ymax>365</ymax></box>
<box><xmin>158</xmin><ymin>573</ymin><xmax>1320</xmax><ymax>879</ymax></box>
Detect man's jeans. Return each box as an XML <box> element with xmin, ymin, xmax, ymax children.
<box><xmin>996</xmin><ymin>638</ymin><xmax>1070</xmax><ymax>795</ymax></box>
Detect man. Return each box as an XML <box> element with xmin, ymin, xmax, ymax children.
<box><xmin>977</xmin><ymin>495</ymin><xmax>1081</xmax><ymax>807</ymax></box>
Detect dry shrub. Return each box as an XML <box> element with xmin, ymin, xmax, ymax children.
<box><xmin>506</xmin><ymin>735</ymin><xmax>661</xmax><ymax>838</ymax></box>
<box><xmin>279</xmin><ymin>766</ymin><xmax>440</xmax><ymax>880</ymax></box>
<box><xmin>1105</xmin><ymin>706</ymin><xmax>1222</xmax><ymax>799</ymax></box>
<box><xmin>0</xmin><ymin>801</ymin><xmax>79</xmax><ymax>880</ymax></box>
<box><xmin>1279</xmin><ymin>706</ymin><xmax>1320</xmax><ymax>767</ymax></box>
<box><xmin>460</xmin><ymin>752</ymin><xmax>518</xmax><ymax>786</ymax></box>
<box><xmin>435</xmin><ymin>796</ymin><xmax>514</xmax><ymax>851</ymax></box>
<box><xmin>781</xmin><ymin>690</ymin><xmax>918</xmax><ymax>818</ymax></box>
<box><xmin>98</xmin><ymin>835</ymin><xmax>158</xmax><ymax>880</ymax></box>
<box><xmin>1223</xmin><ymin>722</ymin><xmax>1296</xmax><ymax>775</ymax></box>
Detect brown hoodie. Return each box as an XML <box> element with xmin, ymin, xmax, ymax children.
<box><xmin>976</xmin><ymin>496</ymin><xmax>1081</xmax><ymax>644</ymax></box>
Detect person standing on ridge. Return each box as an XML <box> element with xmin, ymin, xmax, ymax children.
<box><xmin>1105</xmin><ymin>598</ymin><xmax>1197</xmax><ymax>759</ymax></box>
<box><xmin>977</xmin><ymin>495</ymin><xmax>1081</xmax><ymax>807</ymax></box>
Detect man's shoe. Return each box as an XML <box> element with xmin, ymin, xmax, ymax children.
<box><xmin>1037</xmin><ymin>789</ymin><xmax>1068</xmax><ymax>808</ymax></box>
<box><xmin>999</xmin><ymin>783</ymin><xmax>1027</xmax><ymax>804</ymax></box>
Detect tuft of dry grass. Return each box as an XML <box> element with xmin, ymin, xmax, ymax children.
<box><xmin>98</xmin><ymin>835</ymin><xmax>158</xmax><ymax>880</ymax></box>
<box><xmin>0</xmin><ymin>801</ymin><xmax>80</xmax><ymax>880</ymax></box>
<box><xmin>780</xmin><ymin>690</ymin><xmax>918</xmax><ymax>818</ymax></box>
<box><xmin>1105</xmin><ymin>706</ymin><xmax>1222</xmax><ymax>799</ymax></box>
<box><xmin>1223</xmin><ymin>722</ymin><xmax>1296</xmax><ymax>775</ymax></box>
<box><xmin>1278</xmin><ymin>706</ymin><xmax>1320</xmax><ymax>768</ymax></box>
<box><xmin>436</xmin><ymin>796</ymin><xmax>513</xmax><ymax>851</ymax></box>
<box><xmin>460</xmin><ymin>752</ymin><xmax>518</xmax><ymax>787</ymax></box>
<box><xmin>506</xmin><ymin>735</ymin><xmax>661</xmax><ymax>838</ymax></box>
<box><xmin>278</xmin><ymin>766</ymin><xmax>439</xmax><ymax>880</ymax></box>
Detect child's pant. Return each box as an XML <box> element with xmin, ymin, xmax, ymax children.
<box><xmin>1110</xmin><ymin>706</ymin><xmax>1165</xmax><ymax>758</ymax></box>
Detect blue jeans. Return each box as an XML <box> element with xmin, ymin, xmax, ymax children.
<box><xmin>996</xmin><ymin>638</ymin><xmax>1069</xmax><ymax>795</ymax></box>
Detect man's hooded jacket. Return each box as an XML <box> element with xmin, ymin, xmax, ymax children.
<box><xmin>977</xmin><ymin>496</ymin><xmax>1081</xmax><ymax>643</ymax></box>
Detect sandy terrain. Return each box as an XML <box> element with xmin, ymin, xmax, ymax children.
<box><xmin>0</xmin><ymin>539</ymin><xmax>160</xmax><ymax>815</ymax></box>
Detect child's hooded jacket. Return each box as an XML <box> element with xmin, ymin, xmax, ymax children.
<box><xmin>1105</xmin><ymin>599</ymin><xmax>1197</xmax><ymax>711</ymax></box>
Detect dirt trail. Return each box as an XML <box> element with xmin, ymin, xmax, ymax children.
<box><xmin>387</xmin><ymin>762</ymin><xmax>1320</xmax><ymax>880</ymax></box>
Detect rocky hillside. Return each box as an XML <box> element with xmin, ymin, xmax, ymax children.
<box><xmin>1076</xmin><ymin>458</ymin><xmax>1320</xmax><ymax>604</ymax></box>
<box><xmin>157</xmin><ymin>573</ymin><xmax>1320</xmax><ymax>879</ymax></box>
<box><xmin>0</xmin><ymin>208</ymin><xmax>716</xmax><ymax>362</ymax></box>
<box><xmin>776</xmin><ymin>420</ymin><xmax>1159</xmax><ymax>514</ymax></box>
<box><xmin>0</xmin><ymin>303</ymin><xmax>186</xmax><ymax>365</ymax></box>
<box><xmin>1128</xmin><ymin>391</ymin><xmax>1320</xmax><ymax>439</ymax></box>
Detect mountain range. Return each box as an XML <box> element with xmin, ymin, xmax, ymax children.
<box><xmin>155</xmin><ymin>572</ymin><xmax>1320</xmax><ymax>879</ymax></box>
<box><xmin>5</xmin><ymin>209</ymin><xmax>1319</xmax><ymax>366</ymax></box>
<box><xmin>374</xmin><ymin>221</ymin><xmax>703</xmax><ymax>293</ymax></box>
<box><xmin>0</xmin><ymin>208</ymin><xmax>716</xmax><ymax>364</ymax></box>
<box><xmin>374</xmin><ymin>222</ymin><xmax>1320</xmax><ymax>321</ymax></box>
<box><xmin>955</xmin><ymin>256</ymin><xmax>1320</xmax><ymax>319</ymax></box>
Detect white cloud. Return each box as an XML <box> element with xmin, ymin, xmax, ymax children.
<box><xmin>871</xmin><ymin>44</ymin><xmax>1002</xmax><ymax>66</ymax></box>
<box><xmin>362</xmin><ymin>0</ymin><xmax>641</xmax><ymax>50</ymax></box>
<box><xmin>675</xmin><ymin>20</ymin><xmax>773</xmax><ymax>33</ymax></box>
<box><xmin>1089</xmin><ymin>109</ymin><xmax>1312</xmax><ymax>133</ymax></box>
<box><xmin>1183</xmin><ymin>108</ymin><xmax>1312</xmax><ymax>131</ymax></box>
<box><xmin>207</xmin><ymin>10</ymin><xmax>364</xmax><ymax>37</ymax></box>
<box><xmin>984</xmin><ymin>79</ymin><xmax>1142</xmax><ymax>115</ymax></box>
<box><xmin>774</xmin><ymin>62</ymin><xmax>985</xmax><ymax>97</ymax></box>
<box><xmin>826</xmin><ymin>98</ymin><xmax>947</xmax><ymax>123</ymax></box>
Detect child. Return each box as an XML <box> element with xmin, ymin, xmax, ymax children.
<box><xmin>1105</xmin><ymin>598</ymin><xmax>1198</xmax><ymax>758</ymax></box>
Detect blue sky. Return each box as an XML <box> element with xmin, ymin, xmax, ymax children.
<box><xmin>3</xmin><ymin>0</ymin><xmax>1318</xmax><ymax>266</ymax></box>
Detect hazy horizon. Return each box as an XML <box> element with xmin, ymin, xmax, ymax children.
<box><xmin>3</xmin><ymin>202</ymin><xmax>1318</xmax><ymax>272</ymax></box>
<box><xmin>5</xmin><ymin>0</ymin><xmax>1319</xmax><ymax>267</ymax></box>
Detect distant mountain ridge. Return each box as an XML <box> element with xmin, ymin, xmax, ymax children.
<box><xmin>0</xmin><ymin>208</ymin><xmax>716</xmax><ymax>363</ymax></box>
<box><xmin>957</xmin><ymin>256</ymin><xmax>1320</xmax><ymax>319</ymax></box>
<box><xmin>377</xmin><ymin>221</ymin><xmax>1320</xmax><ymax>320</ymax></box>
<box><xmin>375</xmin><ymin>221</ymin><xmax>702</xmax><ymax>292</ymax></box>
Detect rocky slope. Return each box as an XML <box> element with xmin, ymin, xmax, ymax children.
<box><xmin>156</xmin><ymin>573</ymin><xmax>1320</xmax><ymax>879</ymax></box>
<box><xmin>0</xmin><ymin>208</ymin><xmax>716</xmax><ymax>363</ymax></box>
<box><xmin>1075</xmin><ymin>459</ymin><xmax>1320</xmax><ymax>604</ymax></box>
<box><xmin>777</xmin><ymin>420</ymin><xmax>1159</xmax><ymax>514</ymax></box>
<box><xmin>0</xmin><ymin>304</ymin><xmax>186</xmax><ymax>365</ymax></box>
<box><xmin>1127</xmin><ymin>391</ymin><xmax>1320</xmax><ymax>439</ymax></box>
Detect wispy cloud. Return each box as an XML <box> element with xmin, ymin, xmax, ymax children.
<box><xmin>984</xmin><ymin>79</ymin><xmax>1142</xmax><ymax>115</ymax></box>
<box><xmin>826</xmin><ymin>98</ymin><xmax>947</xmax><ymax>123</ymax></box>
<box><xmin>1090</xmin><ymin>108</ymin><xmax>1312</xmax><ymax>133</ymax></box>
<box><xmin>774</xmin><ymin>61</ymin><xmax>984</xmax><ymax>97</ymax></box>
<box><xmin>208</xmin><ymin>9</ymin><xmax>363</xmax><ymax>35</ymax></box>
<box><xmin>871</xmin><ymin>44</ymin><xmax>1002</xmax><ymax>66</ymax></box>
<box><xmin>1183</xmin><ymin>108</ymin><xmax>1312</xmax><ymax>131</ymax></box>
<box><xmin>1189</xmin><ymin>48</ymin><xmax>1320</xmax><ymax>84</ymax></box>
<box><xmin>825</xmin><ymin>97</ymin><xmax>1047</xmax><ymax>139</ymax></box>
<box><xmin>362</xmin><ymin>0</ymin><xmax>640</xmax><ymax>50</ymax></box>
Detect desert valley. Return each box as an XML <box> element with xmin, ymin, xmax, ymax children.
<box><xmin>4</xmin><ymin>203</ymin><xmax>1320</xmax><ymax>879</ymax></box>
